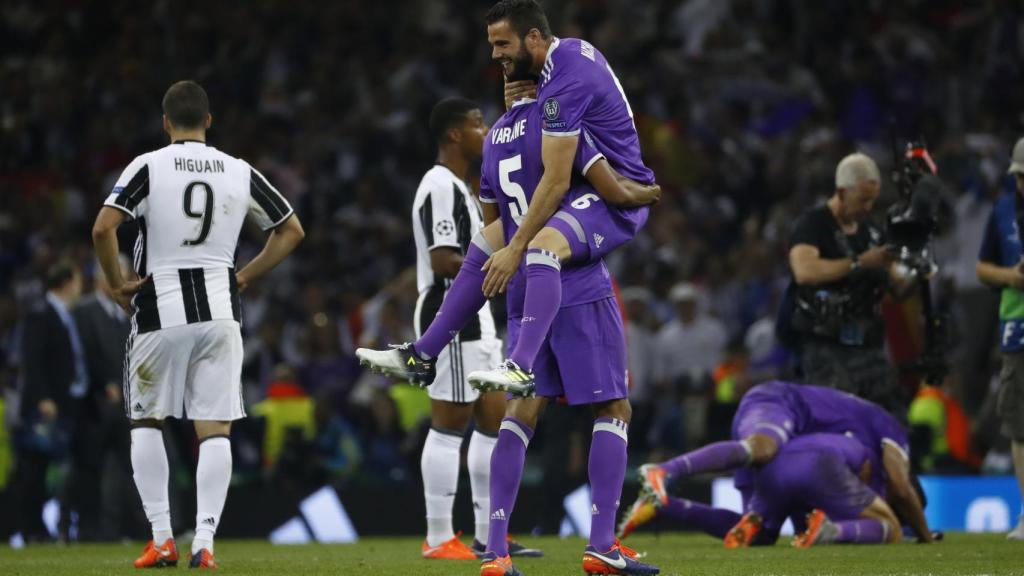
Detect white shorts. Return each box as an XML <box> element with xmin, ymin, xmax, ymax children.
<box><xmin>125</xmin><ymin>320</ymin><xmax>245</xmax><ymax>421</ymax></box>
<box><xmin>429</xmin><ymin>337</ymin><xmax>502</xmax><ymax>403</ymax></box>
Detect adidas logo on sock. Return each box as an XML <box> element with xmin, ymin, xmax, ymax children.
<box><xmin>491</xmin><ymin>508</ymin><xmax>507</xmax><ymax>521</ymax></box>
<box><xmin>202</xmin><ymin>517</ymin><xmax>216</xmax><ymax>527</ymax></box>
<box><xmin>591</xmin><ymin>504</ymin><xmax>599</xmax><ymax>516</ymax></box>
<box><xmin>593</xmin><ymin>233</ymin><xmax>604</xmax><ymax>248</ymax></box>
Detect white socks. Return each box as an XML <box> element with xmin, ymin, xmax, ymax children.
<box><xmin>131</xmin><ymin>428</ymin><xmax>173</xmax><ymax>543</ymax></box>
<box><xmin>422</xmin><ymin>428</ymin><xmax>462</xmax><ymax>546</ymax></box>
<box><xmin>468</xmin><ymin>430</ymin><xmax>497</xmax><ymax>547</ymax></box>
<box><xmin>193</xmin><ymin>436</ymin><xmax>232</xmax><ymax>554</ymax></box>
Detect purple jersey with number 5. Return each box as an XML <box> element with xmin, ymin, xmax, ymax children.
<box><xmin>538</xmin><ymin>37</ymin><xmax>654</xmax><ymax>185</ymax></box>
<box><xmin>480</xmin><ymin>99</ymin><xmax>613</xmax><ymax>316</ymax></box>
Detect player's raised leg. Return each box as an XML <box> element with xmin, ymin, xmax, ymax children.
<box><xmin>469</xmin><ymin>227</ymin><xmax>570</xmax><ymax>396</ymax></box>
<box><xmin>357</xmin><ymin>225</ymin><xmax>505</xmax><ymax>385</ymax></box>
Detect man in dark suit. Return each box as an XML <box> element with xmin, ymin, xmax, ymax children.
<box><xmin>15</xmin><ymin>260</ymin><xmax>84</xmax><ymax>542</ymax></box>
<box><xmin>71</xmin><ymin>256</ymin><xmax>136</xmax><ymax>541</ymax></box>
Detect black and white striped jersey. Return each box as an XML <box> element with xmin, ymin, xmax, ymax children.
<box><xmin>410</xmin><ymin>164</ymin><xmax>495</xmax><ymax>343</ymax></box>
<box><xmin>104</xmin><ymin>140</ymin><xmax>293</xmax><ymax>335</ymax></box>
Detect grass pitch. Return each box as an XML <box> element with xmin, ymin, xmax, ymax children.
<box><xmin>0</xmin><ymin>533</ymin><xmax>1018</xmax><ymax>575</ymax></box>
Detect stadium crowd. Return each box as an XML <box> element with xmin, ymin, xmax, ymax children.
<box><xmin>1</xmin><ymin>0</ymin><xmax>1023</xmax><ymax>540</ymax></box>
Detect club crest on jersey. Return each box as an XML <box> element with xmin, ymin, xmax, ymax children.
<box><xmin>435</xmin><ymin>219</ymin><xmax>454</xmax><ymax>236</ymax></box>
<box><xmin>543</xmin><ymin>98</ymin><xmax>560</xmax><ymax>121</ymax></box>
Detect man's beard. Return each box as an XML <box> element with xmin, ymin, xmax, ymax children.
<box><xmin>505</xmin><ymin>45</ymin><xmax>536</xmax><ymax>82</ymax></box>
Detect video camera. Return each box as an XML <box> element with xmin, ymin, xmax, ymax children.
<box><xmin>886</xmin><ymin>139</ymin><xmax>954</xmax><ymax>383</ymax></box>
<box><xmin>886</xmin><ymin>141</ymin><xmax>948</xmax><ymax>277</ymax></box>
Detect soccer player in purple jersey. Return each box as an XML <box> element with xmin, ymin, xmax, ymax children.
<box><xmin>357</xmin><ymin>93</ymin><xmax>659</xmax><ymax>574</ymax></box>
<box><xmin>468</xmin><ymin>0</ymin><xmax>656</xmax><ymax>396</ymax></box>
<box><xmin>632</xmin><ymin>380</ymin><xmax>934</xmax><ymax>543</ymax></box>
<box><xmin>619</xmin><ymin>433</ymin><xmax>901</xmax><ymax>548</ymax></box>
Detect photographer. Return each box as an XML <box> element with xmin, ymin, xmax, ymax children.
<box><xmin>976</xmin><ymin>137</ymin><xmax>1024</xmax><ymax>540</ymax></box>
<box><xmin>784</xmin><ymin>152</ymin><xmax>909</xmax><ymax>415</ymax></box>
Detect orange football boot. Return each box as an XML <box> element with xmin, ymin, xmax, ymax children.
<box><xmin>134</xmin><ymin>538</ymin><xmax>178</xmax><ymax>568</ymax></box>
<box><xmin>638</xmin><ymin>464</ymin><xmax>668</xmax><ymax>506</ymax></box>
<box><xmin>724</xmin><ymin>512</ymin><xmax>763</xmax><ymax>548</ymax></box>
<box><xmin>422</xmin><ymin>532</ymin><xmax>478</xmax><ymax>560</ymax></box>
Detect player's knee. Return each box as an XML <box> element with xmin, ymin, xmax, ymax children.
<box><xmin>194</xmin><ymin>420</ymin><xmax>231</xmax><ymax>440</ymax></box>
<box><xmin>528</xmin><ymin>227</ymin><xmax>571</xmax><ymax>262</ymax></box>
<box><xmin>593</xmin><ymin>398</ymin><xmax>631</xmax><ymax>424</ymax></box>
<box><xmin>480</xmin><ymin>222</ymin><xmax>504</xmax><ymax>253</ymax></box>
<box><xmin>746</xmin><ymin>433</ymin><xmax>779</xmax><ymax>465</ymax></box>
<box><xmin>505</xmin><ymin>397</ymin><xmax>545</xmax><ymax>429</ymax></box>
<box><xmin>130</xmin><ymin>419</ymin><xmax>163</xmax><ymax>430</ymax></box>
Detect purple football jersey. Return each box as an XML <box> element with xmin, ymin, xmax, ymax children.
<box><xmin>732</xmin><ymin>381</ymin><xmax>908</xmax><ymax>496</ymax></box>
<box><xmin>480</xmin><ymin>100</ymin><xmax>614</xmax><ymax>318</ymax></box>
<box><xmin>749</xmin><ymin>433</ymin><xmax>877</xmax><ymax>530</ymax></box>
<box><xmin>538</xmin><ymin>37</ymin><xmax>654</xmax><ymax>185</ymax></box>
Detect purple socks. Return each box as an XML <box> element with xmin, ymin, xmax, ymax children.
<box><xmin>414</xmin><ymin>239</ymin><xmax>490</xmax><ymax>359</ymax></box>
<box><xmin>509</xmin><ymin>249</ymin><xmax>561</xmax><ymax>371</ymax></box>
<box><xmin>487</xmin><ymin>418</ymin><xmax>533</xmax><ymax>557</ymax></box>
<box><xmin>833</xmin><ymin>518</ymin><xmax>890</xmax><ymax>544</ymax></box>
<box><xmin>660</xmin><ymin>498</ymin><xmax>742</xmax><ymax>539</ymax></box>
<box><xmin>659</xmin><ymin>440</ymin><xmax>752</xmax><ymax>478</ymax></box>
<box><xmin>589</xmin><ymin>417</ymin><xmax>628</xmax><ymax>552</ymax></box>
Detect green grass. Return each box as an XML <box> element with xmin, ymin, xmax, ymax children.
<box><xmin>0</xmin><ymin>533</ymin><xmax>1018</xmax><ymax>575</ymax></box>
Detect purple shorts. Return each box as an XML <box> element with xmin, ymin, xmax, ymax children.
<box><xmin>748</xmin><ymin>449</ymin><xmax>877</xmax><ymax>531</ymax></box>
<box><xmin>732</xmin><ymin>382</ymin><xmax>803</xmax><ymax>446</ymax></box>
<box><xmin>548</xmin><ymin>200</ymin><xmax>648</xmax><ymax>264</ymax></box>
<box><xmin>507</xmin><ymin>297</ymin><xmax>628</xmax><ymax>406</ymax></box>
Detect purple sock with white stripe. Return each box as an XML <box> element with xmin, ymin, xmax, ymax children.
<box><xmin>487</xmin><ymin>418</ymin><xmax>533</xmax><ymax>557</ymax></box>
<box><xmin>509</xmin><ymin>248</ymin><xmax>561</xmax><ymax>372</ymax></box>
<box><xmin>589</xmin><ymin>417</ymin><xmax>628</xmax><ymax>552</ymax></box>
<box><xmin>660</xmin><ymin>497</ymin><xmax>742</xmax><ymax>539</ymax></box>
<box><xmin>659</xmin><ymin>440</ymin><xmax>751</xmax><ymax>478</ymax></box>
<box><xmin>414</xmin><ymin>239</ymin><xmax>490</xmax><ymax>359</ymax></box>
<box><xmin>833</xmin><ymin>518</ymin><xmax>889</xmax><ymax>544</ymax></box>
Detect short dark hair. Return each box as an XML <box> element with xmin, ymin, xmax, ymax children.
<box><xmin>45</xmin><ymin>260</ymin><xmax>78</xmax><ymax>291</ymax></box>
<box><xmin>485</xmin><ymin>0</ymin><xmax>551</xmax><ymax>39</ymax></box>
<box><xmin>162</xmin><ymin>80</ymin><xmax>210</xmax><ymax>129</ymax></box>
<box><xmin>428</xmin><ymin>98</ymin><xmax>479</xmax><ymax>144</ymax></box>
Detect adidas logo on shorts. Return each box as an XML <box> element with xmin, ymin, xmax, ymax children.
<box><xmin>593</xmin><ymin>233</ymin><xmax>604</xmax><ymax>248</ymax></box>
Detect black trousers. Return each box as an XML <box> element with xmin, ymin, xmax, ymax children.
<box><xmin>16</xmin><ymin>449</ymin><xmax>54</xmax><ymax>541</ymax></box>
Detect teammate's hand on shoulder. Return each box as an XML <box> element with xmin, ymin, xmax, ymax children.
<box><xmin>504</xmin><ymin>77</ymin><xmax>537</xmax><ymax>111</ymax></box>
<box><xmin>859</xmin><ymin>246</ymin><xmax>892</xmax><ymax>269</ymax></box>
<box><xmin>114</xmin><ymin>276</ymin><xmax>150</xmax><ymax>313</ymax></box>
<box><xmin>481</xmin><ymin>245</ymin><xmax>524</xmax><ymax>297</ymax></box>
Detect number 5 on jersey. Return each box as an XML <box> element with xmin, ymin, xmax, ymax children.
<box><xmin>499</xmin><ymin>155</ymin><xmax>528</xmax><ymax>224</ymax></box>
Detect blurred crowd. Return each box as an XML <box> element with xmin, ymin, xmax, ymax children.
<box><xmin>2</xmin><ymin>0</ymin><xmax>1024</xmax><ymax>540</ymax></box>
